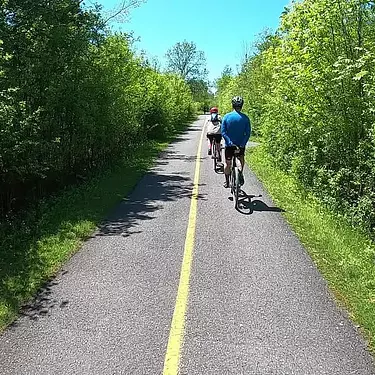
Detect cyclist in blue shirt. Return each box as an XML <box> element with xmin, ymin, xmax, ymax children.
<box><xmin>221</xmin><ymin>96</ymin><xmax>251</xmax><ymax>188</ymax></box>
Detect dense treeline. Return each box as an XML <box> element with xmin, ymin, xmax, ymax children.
<box><xmin>218</xmin><ymin>0</ymin><xmax>375</xmax><ymax>235</ymax></box>
<box><xmin>0</xmin><ymin>0</ymin><xmax>194</xmax><ymax>217</ymax></box>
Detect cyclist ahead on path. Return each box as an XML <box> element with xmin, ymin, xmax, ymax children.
<box><xmin>207</xmin><ymin>106</ymin><xmax>222</xmax><ymax>161</ymax></box>
<box><xmin>221</xmin><ymin>96</ymin><xmax>251</xmax><ymax>188</ymax></box>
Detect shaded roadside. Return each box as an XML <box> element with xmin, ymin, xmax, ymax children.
<box><xmin>0</xmin><ymin>119</ymin><xmax>199</xmax><ymax>330</ymax></box>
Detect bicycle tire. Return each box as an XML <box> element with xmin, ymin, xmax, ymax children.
<box><xmin>234</xmin><ymin>167</ymin><xmax>240</xmax><ymax>209</ymax></box>
<box><xmin>230</xmin><ymin>165</ymin><xmax>235</xmax><ymax>194</ymax></box>
<box><xmin>212</xmin><ymin>141</ymin><xmax>217</xmax><ymax>171</ymax></box>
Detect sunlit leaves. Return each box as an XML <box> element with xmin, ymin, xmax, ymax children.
<box><xmin>0</xmin><ymin>1</ymin><xmax>194</xmax><ymax>216</ymax></box>
<box><xmin>218</xmin><ymin>0</ymin><xmax>375</xmax><ymax>236</ymax></box>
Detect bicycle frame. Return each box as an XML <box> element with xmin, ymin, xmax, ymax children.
<box><xmin>211</xmin><ymin>139</ymin><xmax>222</xmax><ymax>172</ymax></box>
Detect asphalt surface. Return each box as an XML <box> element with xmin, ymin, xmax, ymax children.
<box><xmin>0</xmin><ymin>115</ymin><xmax>374</xmax><ymax>374</ymax></box>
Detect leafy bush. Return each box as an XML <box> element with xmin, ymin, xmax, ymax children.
<box><xmin>218</xmin><ymin>0</ymin><xmax>375</xmax><ymax>236</ymax></box>
<box><xmin>0</xmin><ymin>1</ymin><xmax>194</xmax><ymax>217</ymax></box>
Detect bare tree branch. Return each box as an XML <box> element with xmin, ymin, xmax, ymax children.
<box><xmin>102</xmin><ymin>0</ymin><xmax>146</xmax><ymax>25</ymax></box>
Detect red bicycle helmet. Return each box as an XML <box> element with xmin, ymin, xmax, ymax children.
<box><xmin>210</xmin><ymin>106</ymin><xmax>218</xmax><ymax>114</ymax></box>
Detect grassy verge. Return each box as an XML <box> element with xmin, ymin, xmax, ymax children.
<box><xmin>0</xmin><ymin>119</ymin><xmax>195</xmax><ymax>330</ymax></box>
<box><xmin>247</xmin><ymin>143</ymin><xmax>375</xmax><ymax>351</ymax></box>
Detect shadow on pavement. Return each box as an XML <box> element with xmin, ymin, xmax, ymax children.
<box><xmin>158</xmin><ymin>150</ymin><xmax>204</xmax><ymax>163</ymax></box>
<box><xmin>236</xmin><ymin>190</ymin><xmax>285</xmax><ymax>215</ymax></box>
<box><xmin>99</xmin><ymin>122</ymin><xmax>208</xmax><ymax>237</ymax></box>
<box><xmin>98</xmin><ymin>173</ymin><xmax>207</xmax><ymax>237</ymax></box>
<box><xmin>171</xmin><ymin>127</ymin><xmax>203</xmax><ymax>144</ymax></box>
<box><xmin>15</xmin><ymin>278</ymin><xmax>70</xmax><ymax>324</ymax></box>
<box><xmin>1</xmin><ymin>117</ymin><xmax>205</xmax><ymax>325</ymax></box>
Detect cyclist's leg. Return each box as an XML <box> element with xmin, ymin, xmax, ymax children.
<box><xmin>224</xmin><ymin>147</ymin><xmax>234</xmax><ymax>187</ymax></box>
<box><xmin>238</xmin><ymin>155</ymin><xmax>245</xmax><ymax>171</ymax></box>
<box><xmin>207</xmin><ymin>134</ymin><xmax>213</xmax><ymax>155</ymax></box>
<box><xmin>238</xmin><ymin>147</ymin><xmax>246</xmax><ymax>185</ymax></box>
<box><xmin>224</xmin><ymin>160</ymin><xmax>232</xmax><ymax>188</ymax></box>
<box><xmin>215</xmin><ymin>135</ymin><xmax>222</xmax><ymax>162</ymax></box>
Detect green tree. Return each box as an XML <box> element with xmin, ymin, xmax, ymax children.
<box><xmin>0</xmin><ymin>0</ymin><xmax>194</xmax><ymax>217</ymax></box>
<box><xmin>165</xmin><ymin>40</ymin><xmax>208</xmax><ymax>81</ymax></box>
<box><xmin>187</xmin><ymin>79</ymin><xmax>215</xmax><ymax>113</ymax></box>
<box><xmin>217</xmin><ymin>0</ymin><xmax>375</xmax><ymax>234</ymax></box>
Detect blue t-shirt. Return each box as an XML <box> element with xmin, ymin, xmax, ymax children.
<box><xmin>221</xmin><ymin>110</ymin><xmax>251</xmax><ymax>147</ymax></box>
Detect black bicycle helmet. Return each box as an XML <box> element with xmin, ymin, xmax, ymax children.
<box><xmin>231</xmin><ymin>96</ymin><xmax>244</xmax><ymax>108</ymax></box>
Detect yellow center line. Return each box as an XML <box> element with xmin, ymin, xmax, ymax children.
<box><xmin>162</xmin><ymin>118</ymin><xmax>206</xmax><ymax>375</ymax></box>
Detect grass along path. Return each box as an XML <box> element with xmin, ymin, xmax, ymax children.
<box><xmin>0</xmin><ymin>121</ymin><xmax>195</xmax><ymax>330</ymax></box>
<box><xmin>247</xmin><ymin>144</ymin><xmax>375</xmax><ymax>352</ymax></box>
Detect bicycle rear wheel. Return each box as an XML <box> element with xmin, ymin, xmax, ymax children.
<box><xmin>212</xmin><ymin>141</ymin><xmax>217</xmax><ymax>171</ymax></box>
<box><xmin>230</xmin><ymin>165</ymin><xmax>235</xmax><ymax>194</ymax></box>
<box><xmin>233</xmin><ymin>167</ymin><xmax>240</xmax><ymax>209</ymax></box>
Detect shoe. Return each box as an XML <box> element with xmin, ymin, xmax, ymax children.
<box><xmin>208</xmin><ymin>149</ymin><xmax>212</xmax><ymax>155</ymax></box>
<box><xmin>239</xmin><ymin>170</ymin><xmax>245</xmax><ymax>186</ymax></box>
<box><xmin>223</xmin><ymin>181</ymin><xmax>229</xmax><ymax>188</ymax></box>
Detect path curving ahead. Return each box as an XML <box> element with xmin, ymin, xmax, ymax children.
<box><xmin>0</xmin><ymin>115</ymin><xmax>374</xmax><ymax>374</ymax></box>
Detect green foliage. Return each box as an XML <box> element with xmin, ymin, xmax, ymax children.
<box><xmin>164</xmin><ymin>40</ymin><xmax>212</xmax><ymax>113</ymax></box>
<box><xmin>165</xmin><ymin>40</ymin><xmax>208</xmax><ymax>81</ymax></box>
<box><xmin>187</xmin><ymin>79</ymin><xmax>215</xmax><ymax>113</ymax></box>
<box><xmin>0</xmin><ymin>0</ymin><xmax>195</xmax><ymax>327</ymax></box>
<box><xmin>247</xmin><ymin>145</ymin><xmax>375</xmax><ymax>352</ymax></box>
<box><xmin>0</xmin><ymin>138</ymin><xmax>172</xmax><ymax>329</ymax></box>
<box><xmin>218</xmin><ymin>0</ymin><xmax>375</xmax><ymax>237</ymax></box>
<box><xmin>0</xmin><ymin>0</ymin><xmax>194</xmax><ymax>217</ymax></box>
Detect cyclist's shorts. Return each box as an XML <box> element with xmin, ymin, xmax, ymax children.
<box><xmin>225</xmin><ymin>146</ymin><xmax>245</xmax><ymax>160</ymax></box>
<box><xmin>207</xmin><ymin>134</ymin><xmax>222</xmax><ymax>142</ymax></box>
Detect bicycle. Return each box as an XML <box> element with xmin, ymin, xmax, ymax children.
<box><xmin>230</xmin><ymin>146</ymin><xmax>242</xmax><ymax>209</ymax></box>
<box><xmin>211</xmin><ymin>138</ymin><xmax>222</xmax><ymax>172</ymax></box>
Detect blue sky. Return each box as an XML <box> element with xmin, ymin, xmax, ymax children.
<box><xmin>92</xmin><ymin>0</ymin><xmax>291</xmax><ymax>83</ymax></box>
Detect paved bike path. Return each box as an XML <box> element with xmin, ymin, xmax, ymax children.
<box><xmin>0</xmin><ymin>116</ymin><xmax>374</xmax><ymax>374</ymax></box>
<box><xmin>0</xmin><ymin>118</ymin><xmax>203</xmax><ymax>374</ymax></box>
<box><xmin>182</xmin><ymin>137</ymin><xmax>374</xmax><ymax>374</ymax></box>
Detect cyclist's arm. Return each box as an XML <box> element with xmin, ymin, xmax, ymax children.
<box><xmin>221</xmin><ymin>117</ymin><xmax>233</xmax><ymax>146</ymax></box>
<box><xmin>240</xmin><ymin>119</ymin><xmax>251</xmax><ymax>147</ymax></box>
